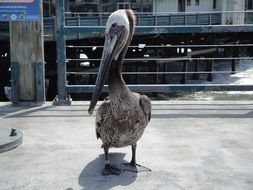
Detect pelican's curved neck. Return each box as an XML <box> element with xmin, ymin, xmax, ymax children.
<box><xmin>108</xmin><ymin>45</ymin><xmax>128</xmax><ymax>95</ymax></box>
<box><xmin>108</xmin><ymin>10</ymin><xmax>135</xmax><ymax>98</ymax></box>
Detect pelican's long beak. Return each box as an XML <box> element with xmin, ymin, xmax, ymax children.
<box><xmin>88</xmin><ymin>26</ymin><xmax>125</xmax><ymax>115</ymax></box>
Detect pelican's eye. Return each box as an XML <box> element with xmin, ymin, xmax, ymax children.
<box><xmin>111</xmin><ymin>23</ymin><xmax>117</xmax><ymax>28</ymax></box>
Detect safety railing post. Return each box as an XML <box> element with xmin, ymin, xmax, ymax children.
<box><xmin>54</xmin><ymin>0</ymin><xmax>71</xmax><ymax>105</ymax></box>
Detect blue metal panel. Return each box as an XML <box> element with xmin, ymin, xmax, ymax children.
<box><xmin>0</xmin><ymin>0</ymin><xmax>41</xmax><ymax>21</ymax></box>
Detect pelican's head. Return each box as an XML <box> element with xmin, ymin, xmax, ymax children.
<box><xmin>104</xmin><ymin>10</ymin><xmax>130</xmax><ymax>60</ymax></box>
<box><xmin>88</xmin><ymin>10</ymin><xmax>135</xmax><ymax>115</ymax></box>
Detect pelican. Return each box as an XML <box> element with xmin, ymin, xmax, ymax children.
<box><xmin>88</xmin><ymin>9</ymin><xmax>151</xmax><ymax>175</ymax></box>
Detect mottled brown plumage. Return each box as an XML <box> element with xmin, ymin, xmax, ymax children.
<box><xmin>88</xmin><ymin>9</ymin><xmax>151</xmax><ymax>175</ymax></box>
<box><xmin>96</xmin><ymin>93</ymin><xmax>151</xmax><ymax>148</ymax></box>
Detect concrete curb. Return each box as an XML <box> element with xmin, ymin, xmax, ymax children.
<box><xmin>0</xmin><ymin>126</ymin><xmax>23</xmax><ymax>154</ymax></box>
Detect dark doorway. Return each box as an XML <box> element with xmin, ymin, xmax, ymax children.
<box><xmin>246</xmin><ymin>0</ymin><xmax>253</xmax><ymax>9</ymax></box>
<box><xmin>178</xmin><ymin>0</ymin><xmax>185</xmax><ymax>12</ymax></box>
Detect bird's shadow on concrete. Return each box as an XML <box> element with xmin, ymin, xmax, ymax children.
<box><xmin>78</xmin><ymin>153</ymin><xmax>137</xmax><ymax>190</ymax></box>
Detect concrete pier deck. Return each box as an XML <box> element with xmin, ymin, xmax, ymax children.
<box><xmin>0</xmin><ymin>101</ymin><xmax>253</xmax><ymax>190</ymax></box>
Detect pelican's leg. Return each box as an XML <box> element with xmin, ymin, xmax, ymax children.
<box><xmin>130</xmin><ymin>143</ymin><xmax>137</xmax><ymax>166</ymax></box>
<box><xmin>122</xmin><ymin>143</ymin><xmax>151</xmax><ymax>173</ymax></box>
<box><xmin>102</xmin><ymin>145</ymin><xmax>121</xmax><ymax>175</ymax></box>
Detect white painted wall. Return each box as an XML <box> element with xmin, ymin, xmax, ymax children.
<box><xmin>153</xmin><ymin>0</ymin><xmax>217</xmax><ymax>13</ymax></box>
<box><xmin>153</xmin><ymin>0</ymin><xmax>178</xmax><ymax>14</ymax></box>
<box><xmin>216</xmin><ymin>0</ymin><xmax>226</xmax><ymax>11</ymax></box>
<box><xmin>233</xmin><ymin>0</ymin><xmax>245</xmax><ymax>24</ymax></box>
<box><xmin>223</xmin><ymin>0</ymin><xmax>245</xmax><ymax>24</ymax></box>
<box><xmin>152</xmin><ymin>0</ymin><xmax>246</xmax><ymax>24</ymax></box>
<box><xmin>185</xmin><ymin>0</ymin><xmax>214</xmax><ymax>12</ymax></box>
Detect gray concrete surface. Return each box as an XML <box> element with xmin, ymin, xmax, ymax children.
<box><xmin>0</xmin><ymin>101</ymin><xmax>253</xmax><ymax>190</ymax></box>
<box><xmin>0</xmin><ymin>125</ymin><xmax>22</xmax><ymax>153</ymax></box>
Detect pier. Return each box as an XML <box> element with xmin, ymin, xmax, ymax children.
<box><xmin>0</xmin><ymin>101</ymin><xmax>253</xmax><ymax>189</ymax></box>
<box><xmin>1</xmin><ymin>1</ymin><xmax>253</xmax><ymax>189</ymax></box>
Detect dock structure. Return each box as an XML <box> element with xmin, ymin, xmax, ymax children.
<box><xmin>0</xmin><ymin>1</ymin><xmax>253</xmax><ymax>187</ymax></box>
<box><xmin>0</xmin><ymin>0</ymin><xmax>253</xmax><ymax>102</ymax></box>
<box><xmin>0</xmin><ymin>101</ymin><xmax>253</xmax><ymax>189</ymax></box>
<box><xmin>53</xmin><ymin>0</ymin><xmax>253</xmax><ymax>103</ymax></box>
<box><xmin>1</xmin><ymin>0</ymin><xmax>253</xmax><ymax>41</ymax></box>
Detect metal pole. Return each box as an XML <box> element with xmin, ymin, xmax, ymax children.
<box><xmin>180</xmin><ymin>60</ymin><xmax>188</xmax><ymax>84</ymax></box>
<box><xmin>206</xmin><ymin>59</ymin><xmax>213</xmax><ymax>82</ymax></box>
<box><xmin>54</xmin><ymin>0</ymin><xmax>71</xmax><ymax>105</ymax></box>
<box><xmin>192</xmin><ymin>59</ymin><xmax>200</xmax><ymax>80</ymax></box>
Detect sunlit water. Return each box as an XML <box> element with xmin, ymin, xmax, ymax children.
<box><xmin>151</xmin><ymin>59</ymin><xmax>253</xmax><ymax>101</ymax></box>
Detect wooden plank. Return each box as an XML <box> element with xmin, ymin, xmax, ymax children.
<box><xmin>35</xmin><ymin>62</ymin><xmax>45</xmax><ymax>103</ymax></box>
<box><xmin>11</xmin><ymin>62</ymin><xmax>19</xmax><ymax>104</ymax></box>
<box><xmin>9</xmin><ymin>4</ymin><xmax>44</xmax><ymax>101</ymax></box>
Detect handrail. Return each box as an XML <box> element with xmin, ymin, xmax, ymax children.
<box><xmin>52</xmin><ymin>0</ymin><xmax>253</xmax><ymax>98</ymax></box>
<box><xmin>66</xmin><ymin>57</ymin><xmax>253</xmax><ymax>62</ymax></box>
<box><xmin>66</xmin><ymin>71</ymin><xmax>245</xmax><ymax>75</ymax></box>
<box><xmin>63</xmin><ymin>10</ymin><xmax>253</xmax><ymax>27</ymax></box>
<box><xmin>65</xmin><ymin>10</ymin><xmax>253</xmax><ymax>15</ymax></box>
<box><xmin>65</xmin><ymin>84</ymin><xmax>253</xmax><ymax>93</ymax></box>
<box><xmin>66</xmin><ymin>44</ymin><xmax>253</xmax><ymax>48</ymax></box>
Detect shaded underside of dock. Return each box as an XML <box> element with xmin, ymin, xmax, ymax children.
<box><xmin>0</xmin><ymin>101</ymin><xmax>253</xmax><ymax>190</ymax></box>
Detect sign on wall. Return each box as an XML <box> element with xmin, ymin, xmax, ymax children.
<box><xmin>0</xmin><ymin>0</ymin><xmax>41</xmax><ymax>21</ymax></box>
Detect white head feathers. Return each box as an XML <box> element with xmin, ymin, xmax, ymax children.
<box><xmin>106</xmin><ymin>10</ymin><xmax>130</xmax><ymax>34</ymax></box>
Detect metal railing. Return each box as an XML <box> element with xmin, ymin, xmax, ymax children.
<box><xmin>1</xmin><ymin>10</ymin><xmax>253</xmax><ymax>41</ymax></box>
<box><xmin>65</xmin><ymin>44</ymin><xmax>253</xmax><ymax>93</ymax></box>
<box><xmin>42</xmin><ymin>10</ymin><xmax>253</xmax><ymax>40</ymax></box>
<box><xmin>54</xmin><ymin>0</ymin><xmax>253</xmax><ymax>103</ymax></box>
<box><xmin>64</xmin><ymin>10</ymin><xmax>253</xmax><ymax>26</ymax></box>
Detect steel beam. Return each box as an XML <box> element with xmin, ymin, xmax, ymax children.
<box><xmin>54</xmin><ymin>0</ymin><xmax>71</xmax><ymax>105</ymax></box>
<box><xmin>66</xmin><ymin>84</ymin><xmax>253</xmax><ymax>93</ymax></box>
<box><xmin>64</xmin><ymin>25</ymin><xmax>253</xmax><ymax>36</ymax></box>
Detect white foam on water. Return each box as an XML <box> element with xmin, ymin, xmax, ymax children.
<box><xmin>200</xmin><ymin>59</ymin><xmax>253</xmax><ymax>95</ymax></box>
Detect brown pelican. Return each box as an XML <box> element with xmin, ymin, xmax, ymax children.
<box><xmin>88</xmin><ymin>9</ymin><xmax>151</xmax><ymax>175</ymax></box>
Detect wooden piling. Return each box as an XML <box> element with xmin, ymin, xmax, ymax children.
<box><xmin>9</xmin><ymin>2</ymin><xmax>44</xmax><ymax>102</ymax></box>
<box><xmin>10</xmin><ymin>62</ymin><xmax>19</xmax><ymax>104</ymax></box>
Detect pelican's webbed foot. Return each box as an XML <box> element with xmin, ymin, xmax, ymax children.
<box><xmin>121</xmin><ymin>162</ymin><xmax>151</xmax><ymax>173</ymax></box>
<box><xmin>121</xmin><ymin>143</ymin><xmax>151</xmax><ymax>173</ymax></box>
<box><xmin>102</xmin><ymin>164</ymin><xmax>121</xmax><ymax>175</ymax></box>
<box><xmin>102</xmin><ymin>145</ymin><xmax>121</xmax><ymax>175</ymax></box>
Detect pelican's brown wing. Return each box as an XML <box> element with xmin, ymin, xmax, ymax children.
<box><xmin>95</xmin><ymin>100</ymin><xmax>111</xmax><ymax>139</ymax></box>
<box><xmin>139</xmin><ymin>95</ymin><xmax>152</xmax><ymax>122</ymax></box>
